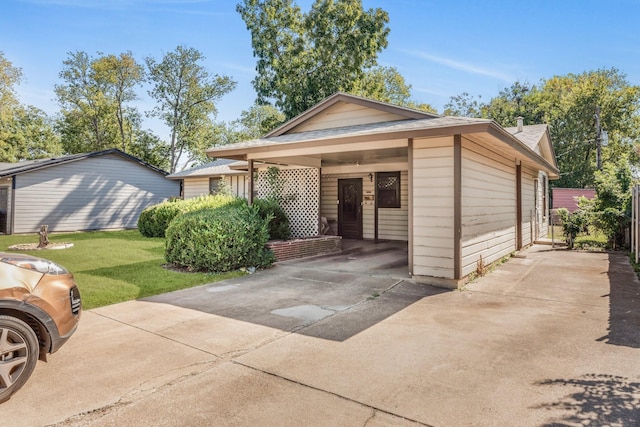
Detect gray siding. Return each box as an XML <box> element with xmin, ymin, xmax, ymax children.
<box><xmin>13</xmin><ymin>154</ymin><xmax>179</xmax><ymax>233</ymax></box>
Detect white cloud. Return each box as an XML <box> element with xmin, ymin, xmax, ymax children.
<box><xmin>399</xmin><ymin>49</ymin><xmax>515</xmax><ymax>83</ymax></box>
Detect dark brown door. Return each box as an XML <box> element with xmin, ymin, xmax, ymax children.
<box><xmin>338</xmin><ymin>179</ymin><xmax>362</xmax><ymax>239</ymax></box>
<box><xmin>0</xmin><ymin>187</ymin><xmax>7</xmax><ymax>234</ymax></box>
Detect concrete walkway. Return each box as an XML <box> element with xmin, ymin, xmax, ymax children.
<box><xmin>3</xmin><ymin>245</ymin><xmax>639</xmax><ymax>426</ymax></box>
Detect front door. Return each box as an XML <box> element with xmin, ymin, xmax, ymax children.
<box><xmin>338</xmin><ymin>179</ymin><xmax>362</xmax><ymax>239</ymax></box>
<box><xmin>0</xmin><ymin>187</ymin><xmax>8</xmax><ymax>234</ymax></box>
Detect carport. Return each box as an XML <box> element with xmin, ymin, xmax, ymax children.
<box><xmin>206</xmin><ymin>93</ymin><xmax>559</xmax><ymax>289</ymax></box>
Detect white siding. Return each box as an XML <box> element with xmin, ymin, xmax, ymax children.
<box><xmin>13</xmin><ymin>154</ymin><xmax>179</xmax><ymax>234</ymax></box>
<box><xmin>321</xmin><ymin>169</ymin><xmax>408</xmax><ymax>241</ymax></box>
<box><xmin>183</xmin><ymin>175</ymin><xmax>248</xmax><ymax>199</ymax></box>
<box><xmin>412</xmin><ymin>136</ymin><xmax>455</xmax><ymax>279</ymax></box>
<box><xmin>521</xmin><ymin>166</ymin><xmax>536</xmax><ymax>247</ymax></box>
<box><xmin>183</xmin><ymin>177</ymin><xmax>210</xmax><ymax>199</ymax></box>
<box><xmin>291</xmin><ymin>102</ymin><xmax>408</xmax><ymax>133</ymax></box>
<box><xmin>461</xmin><ymin>138</ymin><xmax>516</xmax><ymax>277</ymax></box>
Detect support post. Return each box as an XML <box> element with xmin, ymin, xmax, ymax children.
<box><xmin>454</xmin><ymin>134</ymin><xmax>462</xmax><ymax>280</ymax></box>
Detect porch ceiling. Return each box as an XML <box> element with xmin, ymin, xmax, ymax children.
<box><xmin>259</xmin><ymin>146</ymin><xmax>408</xmax><ymax>168</ymax></box>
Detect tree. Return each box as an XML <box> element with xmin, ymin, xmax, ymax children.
<box><xmin>443</xmin><ymin>92</ymin><xmax>483</xmax><ymax>118</ymax></box>
<box><xmin>237</xmin><ymin>0</ymin><xmax>390</xmax><ymax>118</ymax></box>
<box><xmin>146</xmin><ymin>46</ymin><xmax>236</xmax><ymax>173</ymax></box>
<box><xmin>449</xmin><ymin>70</ymin><xmax>640</xmax><ymax>188</ymax></box>
<box><xmin>350</xmin><ymin>66</ymin><xmax>436</xmax><ymax>113</ymax></box>
<box><xmin>0</xmin><ymin>52</ymin><xmax>62</xmax><ymax>161</ymax></box>
<box><xmin>532</xmin><ymin>69</ymin><xmax>640</xmax><ymax>188</ymax></box>
<box><xmin>482</xmin><ymin>81</ymin><xmax>542</xmax><ymax>126</ymax></box>
<box><xmin>92</xmin><ymin>52</ymin><xmax>145</xmax><ymax>152</ymax></box>
<box><xmin>129</xmin><ymin>130</ymin><xmax>171</xmax><ymax>171</ymax></box>
<box><xmin>214</xmin><ymin>104</ymin><xmax>286</xmax><ymax>147</ymax></box>
<box><xmin>55</xmin><ymin>51</ymin><xmax>119</xmax><ymax>152</ymax></box>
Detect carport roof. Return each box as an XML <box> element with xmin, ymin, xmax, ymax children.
<box><xmin>205</xmin><ymin>93</ymin><xmax>559</xmax><ymax>178</ymax></box>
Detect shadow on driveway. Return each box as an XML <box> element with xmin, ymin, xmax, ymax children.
<box><xmin>600</xmin><ymin>253</ymin><xmax>640</xmax><ymax>348</ymax></box>
<box><xmin>144</xmin><ymin>240</ymin><xmax>448</xmax><ymax>342</ymax></box>
<box><xmin>534</xmin><ymin>374</ymin><xmax>640</xmax><ymax>426</ymax></box>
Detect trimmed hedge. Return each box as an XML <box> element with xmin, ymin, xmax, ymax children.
<box><xmin>138</xmin><ymin>199</ymin><xmax>187</xmax><ymax>238</ymax></box>
<box><xmin>252</xmin><ymin>198</ymin><xmax>291</xmax><ymax>240</ymax></box>
<box><xmin>138</xmin><ymin>194</ymin><xmax>243</xmax><ymax>238</ymax></box>
<box><xmin>165</xmin><ymin>204</ymin><xmax>275</xmax><ymax>272</ymax></box>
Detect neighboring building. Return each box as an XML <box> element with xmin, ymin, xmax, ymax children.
<box><xmin>205</xmin><ymin>93</ymin><xmax>559</xmax><ymax>288</ymax></box>
<box><xmin>552</xmin><ymin>188</ymin><xmax>595</xmax><ymax>213</ymax></box>
<box><xmin>166</xmin><ymin>158</ymin><xmax>249</xmax><ymax>199</ymax></box>
<box><xmin>0</xmin><ymin>149</ymin><xmax>179</xmax><ymax>234</ymax></box>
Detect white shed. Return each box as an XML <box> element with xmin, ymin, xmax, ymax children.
<box><xmin>0</xmin><ymin>149</ymin><xmax>179</xmax><ymax>234</ymax></box>
<box><xmin>205</xmin><ymin>93</ymin><xmax>559</xmax><ymax>289</ymax></box>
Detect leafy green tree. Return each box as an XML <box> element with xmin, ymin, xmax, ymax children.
<box><xmin>129</xmin><ymin>130</ymin><xmax>171</xmax><ymax>171</ymax></box>
<box><xmin>443</xmin><ymin>92</ymin><xmax>483</xmax><ymax>118</ymax></box>
<box><xmin>350</xmin><ymin>66</ymin><xmax>436</xmax><ymax>113</ymax></box>
<box><xmin>237</xmin><ymin>0</ymin><xmax>390</xmax><ymax>118</ymax></box>
<box><xmin>579</xmin><ymin>157</ymin><xmax>632</xmax><ymax>249</ymax></box>
<box><xmin>0</xmin><ymin>52</ymin><xmax>62</xmax><ymax>161</ymax></box>
<box><xmin>146</xmin><ymin>45</ymin><xmax>236</xmax><ymax>173</ymax></box>
<box><xmin>447</xmin><ymin>70</ymin><xmax>640</xmax><ymax>189</ymax></box>
<box><xmin>214</xmin><ymin>104</ymin><xmax>286</xmax><ymax>147</ymax></box>
<box><xmin>92</xmin><ymin>52</ymin><xmax>145</xmax><ymax>152</ymax></box>
<box><xmin>532</xmin><ymin>69</ymin><xmax>640</xmax><ymax>188</ymax></box>
<box><xmin>482</xmin><ymin>81</ymin><xmax>543</xmax><ymax>126</ymax></box>
<box><xmin>55</xmin><ymin>51</ymin><xmax>119</xmax><ymax>152</ymax></box>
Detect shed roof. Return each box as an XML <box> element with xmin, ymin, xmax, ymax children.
<box><xmin>0</xmin><ymin>149</ymin><xmax>169</xmax><ymax>178</ymax></box>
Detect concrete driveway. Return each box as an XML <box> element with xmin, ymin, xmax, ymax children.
<box><xmin>3</xmin><ymin>243</ymin><xmax>640</xmax><ymax>426</ymax></box>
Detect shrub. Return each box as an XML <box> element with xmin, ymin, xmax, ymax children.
<box><xmin>138</xmin><ymin>194</ymin><xmax>244</xmax><ymax>238</ymax></box>
<box><xmin>557</xmin><ymin>207</ymin><xmax>587</xmax><ymax>250</ymax></box>
<box><xmin>165</xmin><ymin>204</ymin><xmax>275</xmax><ymax>272</ymax></box>
<box><xmin>252</xmin><ymin>198</ymin><xmax>291</xmax><ymax>240</ymax></box>
<box><xmin>138</xmin><ymin>199</ymin><xmax>187</xmax><ymax>238</ymax></box>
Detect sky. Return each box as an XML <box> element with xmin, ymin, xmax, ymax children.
<box><xmin>2</xmin><ymin>0</ymin><xmax>640</xmax><ymax>138</ymax></box>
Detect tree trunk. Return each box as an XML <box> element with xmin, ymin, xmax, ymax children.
<box><xmin>38</xmin><ymin>225</ymin><xmax>49</xmax><ymax>248</ymax></box>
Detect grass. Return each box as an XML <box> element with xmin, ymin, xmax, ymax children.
<box><xmin>0</xmin><ymin>230</ymin><xmax>244</xmax><ymax>309</ymax></box>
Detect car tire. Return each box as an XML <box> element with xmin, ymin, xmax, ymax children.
<box><xmin>0</xmin><ymin>315</ymin><xmax>39</xmax><ymax>403</ymax></box>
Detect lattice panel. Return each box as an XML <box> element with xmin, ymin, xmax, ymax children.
<box><xmin>257</xmin><ymin>167</ymin><xmax>319</xmax><ymax>238</ymax></box>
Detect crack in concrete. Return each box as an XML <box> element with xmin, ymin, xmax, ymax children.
<box><xmin>56</xmin><ymin>279</ymin><xmax>411</xmax><ymax>425</ymax></box>
<box><xmin>47</xmin><ymin>358</ymin><xmax>222</xmax><ymax>426</ymax></box>
<box><xmin>233</xmin><ymin>360</ymin><xmax>434</xmax><ymax>427</ymax></box>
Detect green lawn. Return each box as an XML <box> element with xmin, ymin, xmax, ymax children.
<box><xmin>0</xmin><ymin>230</ymin><xmax>244</xmax><ymax>309</ymax></box>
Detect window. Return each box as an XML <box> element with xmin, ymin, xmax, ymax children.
<box><xmin>209</xmin><ymin>177</ymin><xmax>222</xmax><ymax>195</ymax></box>
<box><xmin>377</xmin><ymin>172</ymin><xmax>401</xmax><ymax>208</ymax></box>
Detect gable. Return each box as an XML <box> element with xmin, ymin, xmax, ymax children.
<box><xmin>505</xmin><ymin>124</ymin><xmax>557</xmax><ymax>171</ymax></box>
<box><xmin>288</xmin><ymin>101</ymin><xmax>412</xmax><ymax>134</ymax></box>
<box><xmin>267</xmin><ymin>92</ymin><xmax>437</xmax><ymax>137</ymax></box>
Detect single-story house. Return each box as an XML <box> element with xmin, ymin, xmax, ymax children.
<box><xmin>166</xmin><ymin>158</ymin><xmax>249</xmax><ymax>199</ymax></box>
<box><xmin>0</xmin><ymin>149</ymin><xmax>179</xmax><ymax>234</ymax></box>
<box><xmin>205</xmin><ymin>93</ymin><xmax>559</xmax><ymax>288</ymax></box>
<box><xmin>552</xmin><ymin>188</ymin><xmax>595</xmax><ymax>213</ymax></box>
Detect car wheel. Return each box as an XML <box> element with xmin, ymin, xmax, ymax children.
<box><xmin>0</xmin><ymin>315</ymin><xmax>39</xmax><ymax>403</ymax></box>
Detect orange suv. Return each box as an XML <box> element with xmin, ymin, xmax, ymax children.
<box><xmin>0</xmin><ymin>252</ymin><xmax>81</xmax><ymax>402</ymax></box>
